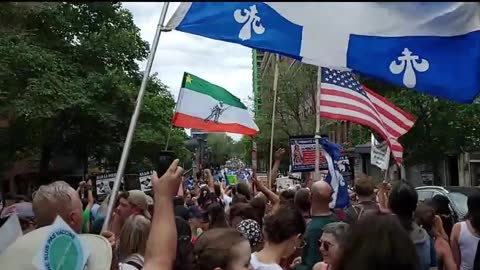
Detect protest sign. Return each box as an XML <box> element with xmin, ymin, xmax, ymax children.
<box><xmin>276</xmin><ymin>177</ymin><xmax>294</xmax><ymax>193</ymax></box>
<box><xmin>95</xmin><ymin>173</ymin><xmax>124</xmax><ymax>198</ymax></box>
<box><xmin>0</xmin><ymin>214</ymin><xmax>23</xmax><ymax>254</ymax></box>
<box><xmin>370</xmin><ymin>134</ymin><xmax>391</xmax><ymax>170</ymax></box>
<box><xmin>138</xmin><ymin>171</ymin><xmax>154</xmax><ymax>192</ymax></box>
<box><xmin>289</xmin><ymin>136</ymin><xmax>328</xmax><ymax>172</ymax></box>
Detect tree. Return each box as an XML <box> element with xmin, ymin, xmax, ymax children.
<box><xmin>205</xmin><ymin>133</ymin><xmax>245</xmax><ymax>166</ymax></box>
<box><xmin>0</xmin><ymin>3</ymin><xmax>187</xmax><ymax>180</ymax></box>
<box><xmin>361</xmin><ymin>77</ymin><xmax>480</xmax><ymax>183</ymax></box>
<box><xmin>253</xmin><ymin>57</ymin><xmax>340</xmax><ymax>171</ymax></box>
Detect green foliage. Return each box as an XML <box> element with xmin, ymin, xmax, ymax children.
<box><xmin>0</xmin><ymin>2</ymin><xmax>187</xmax><ymax>176</ymax></box>
<box><xmin>254</xmin><ymin>54</ymin><xmax>480</xmax><ymax>172</ymax></box>
<box><xmin>205</xmin><ymin>133</ymin><xmax>245</xmax><ymax>166</ymax></box>
<box><xmin>253</xmin><ymin>58</ymin><xmax>341</xmax><ymax>170</ymax></box>
<box><xmin>361</xmin><ymin>77</ymin><xmax>480</xmax><ymax>167</ymax></box>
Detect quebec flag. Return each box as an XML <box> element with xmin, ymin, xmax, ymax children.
<box><xmin>167</xmin><ymin>2</ymin><xmax>480</xmax><ymax>103</ymax></box>
<box><xmin>319</xmin><ymin>138</ymin><xmax>350</xmax><ymax>209</ymax></box>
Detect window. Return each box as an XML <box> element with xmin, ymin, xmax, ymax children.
<box><xmin>417</xmin><ymin>190</ymin><xmax>434</xmax><ymax>202</ymax></box>
<box><xmin>448</xmin><ymin>192</ymin><xmax>468</xmax><ymax>217</ymax></box>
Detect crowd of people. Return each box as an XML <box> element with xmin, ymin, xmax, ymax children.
<box><xmin>1</xmin><ymin>150</ymin><xmax>480</xmax><ymax>270</ymax></box>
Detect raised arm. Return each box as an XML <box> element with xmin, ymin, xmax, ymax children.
<box><xmin>269</xmin><ymin>148</ymin><xmax>285</xmax><ymax>189</ymax></box>
<box><xmin>253</xmin><ymin>172</ymin><xmax>280</xmax><ymax>207</ymax></box>
<box><xmin>204</xmin><ymin>169</ymin><xmax>215</xmax><ymax>193</ymax></box>
<box><xmin>144</xmin><ymin>159</ymin><xmax>183</xmax><ymax>270</ymax></box>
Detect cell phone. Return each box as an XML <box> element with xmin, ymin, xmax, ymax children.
<box><xmin>156</xmin><ymin>151</ymin><xmax>176</xmax><ymax>177</ymax></box>
<box><xmin>183</xmin><ymin>167</ymin><xmax>193</xmax><ymax>176</ymax></box>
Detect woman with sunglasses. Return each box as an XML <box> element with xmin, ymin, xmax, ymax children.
<box><xmin>251</xmin><ymin>205</ymin><xmax>306</xmax><ymax>270</ymax></box>
<box><xmin>314</xmin><ymin>222</ymin><xmax>350</xmax><ymax>270</ymax></box>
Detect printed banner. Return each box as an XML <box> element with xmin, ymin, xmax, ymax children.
<box><xmin>337</xmin><ymin>155</ymin><xmax>353</xmax><ymax>184</ymax></box>
<box><xmin>95</xmin><ymin>173</ymin><xmax>124</xmax><ymax>196</ymax></box>
<box><xmin>289</xmin><ymin>136</ymin><xmax>328</xmax><ymax>172</ymax></box>
<box><xmin>138</xmin><ymin>171</ymin><xmax>154</xmax><ymax>192</ymax></box>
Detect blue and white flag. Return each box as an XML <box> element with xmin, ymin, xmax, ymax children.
<box><xmin>319</xmin><ymin>138</ymin><xmax>350</xmax><ymax>209</ymax></box>
<box><xmin>167</xmin><ymin>2</ymin><xmax>480</xmax><ymax>103</ymax></box>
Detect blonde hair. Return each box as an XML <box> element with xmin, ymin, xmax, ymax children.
<box><xmin>33</xmin><ymin>181</ymin><xmax>75</xmax><ymax>227</ymax></box>
<box><xmin>118</xmin><ymin>215</ymin><xmax>151</xmax><ymax>261</ymax></box>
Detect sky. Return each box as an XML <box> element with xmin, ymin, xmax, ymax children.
<box><xmin>122</xmin><ymin>2</ymin><xmax>253</xmax><ymax>141</ymax></box>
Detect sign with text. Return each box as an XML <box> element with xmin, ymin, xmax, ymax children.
<box><xmin>289</xmin><ymin>136</ymin><xmax>328</xmax><ymax>172</ymax></box>
<box><xmin>139</xmin><ymin>171</ymin><xmax>154</xmax><ymax>192</ymax></box>
<box><xmin>370</xmin><ymin>134</ymin><xmax>391</xmax><ymax>170</ymax></box>
<box><xmin>95</xmin><ymin>173</ymin><xmax>124</xmax><ymax>196</ymax></box>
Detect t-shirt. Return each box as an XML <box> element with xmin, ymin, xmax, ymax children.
<box><xmin>119</xmin><ymin>254</ymin><xmax>144</xmax><ymax>270</ymax></box>
<box><xmin>295</xmin><ymin>214</ymin><xmax>338</xmax><ymax>270</ymax></box>
<box><xmin>250</xmin><ymin>252</ymin><xmax>283</xmax><ymax>270</ymax></box>
<box><xmin>345</xmin><ymin>201</ymin><xmax>380</xmax><ymax>224</ymax></box>
<box><xmin>223</xmin><ymin>194</ymin><xmax>232</xmax><ymax>212</ymax></box>
<box><xmin>82</xmin><ymin>208</ymin><xmax>91</xmax><ymax>233</ymax></box>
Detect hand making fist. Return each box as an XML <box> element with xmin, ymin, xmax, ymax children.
<box><xmin>274</xmin><ymin>148</ymin><xmax>286</xmax><ymax>161</ymax></box>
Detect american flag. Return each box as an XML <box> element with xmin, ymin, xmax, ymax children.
<box><xmin>319</xmin><ymin>67</ymin><xmax>416</xmax><ymax>164</ymax></box>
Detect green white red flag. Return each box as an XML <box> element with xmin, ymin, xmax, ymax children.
<box><xmin>172</xmin><ymin>72</ymin><xmax>259</xmax><ymax>136</ymax></box>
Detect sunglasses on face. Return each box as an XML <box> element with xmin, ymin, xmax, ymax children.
<box><xmin>319</xmin><ymin>240</ymin><xmax>333</xmax><ymax>252</ymax></box>
<box><xmin>296</xmin><ymin>238</ymin><xmax>306</xmax><ymax>249</ymax></box>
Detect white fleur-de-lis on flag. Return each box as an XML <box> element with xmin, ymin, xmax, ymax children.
<box><xmin>233</xmin><ymin>5</ymin><xmax>265</xmax><ymax>41</ymax></box>
<box><xmin>389</xmin><ymin>48</ymin><xmax>429</xmax><ymax>88</ymax></box>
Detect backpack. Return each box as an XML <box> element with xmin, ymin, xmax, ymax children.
<box><xmin>351</xmin><ymin>201</ymin><xmax>380</xmax><ymax>221</ymax></box>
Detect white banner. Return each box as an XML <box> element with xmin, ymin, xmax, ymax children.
<box><xmin>139</xmin><ymin>171</ymin><xmax>154</xmax><ymax>192</ymax></box>
<box><xmin>370</xmin><ymin>134</ymin><xmax>391</xmax><ymax>170</ymax></box>
<box><xmin>95</xmin><ymin>173</ymin><xmax>124</xmax><ymax>196</ymax></box>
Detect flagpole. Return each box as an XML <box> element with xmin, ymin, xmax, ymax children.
<box><xmin>268</xmin><ymin>54</ymin><xmax>280</xmax><ymax>189</ymax></box>
<box><xmin>315</xmin><ymin>67</ymin><xmax>322</xmax><ymax>181</ymax></box>
<box><xmin>164</xmin><ymin>127</ymin><xmax>172</xmax><ymax>151</ymax></box>
<box><xmin>102</xmin><ymin>2</ymin><xmax>170</xmax><ymax>232</ymax></box>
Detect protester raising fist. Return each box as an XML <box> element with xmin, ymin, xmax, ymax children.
<box><xmin>144</xmin><ymin>159</ymin><xmax>184</xmax><ymax>270</ymax></box>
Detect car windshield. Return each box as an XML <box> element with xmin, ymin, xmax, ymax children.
<box><xmin>449</xmin><ymin>192</ymin><xmax>468</xmax><ymax>215</ymax></box>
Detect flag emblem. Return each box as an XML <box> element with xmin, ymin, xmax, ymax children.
<box><xmin>173</xmin><ymin>72</ymin><xmax>259</xmax><ymax>136</ymax></box>
<box><xmin>234</xmin><ymin>5</ymin><xmax>265</xmax><ymax>41</ymax></box>
<box><xmin>389</xmin><ymin>48</ymin><xmax>430</xmax><ymax>88</ymax></box>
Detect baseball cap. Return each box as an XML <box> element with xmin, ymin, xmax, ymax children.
<box><xmin>0</xmin><ymin>225</ymin><xmax>112</xmax><ymax>269</ymax></box>
<box><xmin>126</xmin><ymin>190</ymin><xmax>151</xmax><ymax>219</ymax></box>
<box><xmin>145</xmin><ymin>195</ymin><xmax>154</xmax><ymax>206</ymax></box>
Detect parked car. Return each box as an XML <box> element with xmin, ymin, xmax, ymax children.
<box><xmin>415</xmin><ymin>186</ymin><xmax>480</xmax><ymax>222</ymax></box>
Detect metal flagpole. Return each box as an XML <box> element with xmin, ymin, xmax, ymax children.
<box><xmin>315</xmin><ymin>67</ymin><xmax>322</xmax><ymax>181</ymax></box>
<box><xmin>268</xmin><ymin>54</ymin><xmax>280</xmax><ymax>189</ymax></box>
<box><xmin>102</xmin><ymin>2</ymin><xmax>170</xmax><ymax>232</ymax></box>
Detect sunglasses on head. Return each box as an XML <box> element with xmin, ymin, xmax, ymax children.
<box><xmin>319</xmin><ymin>240</ymin><xmax>332</xmax><ymax>252</ymax></box>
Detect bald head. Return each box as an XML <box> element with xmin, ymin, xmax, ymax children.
<box><xmin>311</xmin><ymin>181</ymin><xmax>333</xmax><ymax>205</ymax></box>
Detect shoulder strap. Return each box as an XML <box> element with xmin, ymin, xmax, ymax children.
<box><xmin>125</xmin><ymin>261</ymin><xmax>143</xmax><ymax>270</ymax></box>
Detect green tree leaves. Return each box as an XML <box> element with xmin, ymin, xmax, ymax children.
<box><xmin>0</xmin><ymin>2</ymin><xmax>187</xmax><ymax>177</ymax></box>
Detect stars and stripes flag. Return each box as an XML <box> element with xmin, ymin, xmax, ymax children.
<box><xmin>319</xmin><ymin>67</ymin><xmax>416</xmax><ymax>164</ymax></box>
